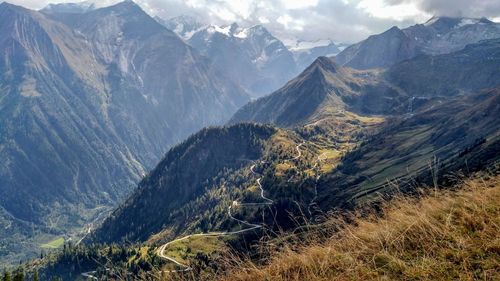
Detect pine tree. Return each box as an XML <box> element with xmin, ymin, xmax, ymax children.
<box><xmin>12</xmin><ymin>268</ymin><xmax>23</xmax><ymax>281</ymax></box>
<box><xmin>3</xmin><ymin>270</ymin><xmax>12</xmax><ymax>281</ymax></box>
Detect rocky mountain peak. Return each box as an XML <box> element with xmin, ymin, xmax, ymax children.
<box><xmin>383</xmin><ymin>26</ymin><xmax>404</xmax><ymax>35</ymax></box>
<box><xmin>101</xmin><ymin>0</ymin><xmax>143</xmax><ymax>14</ymax></box>
<box><xmin>313</xmin><ymin>56</ymin><xmax>341</xmax><ymax>72</ymax></box>
<box><xmin>424</xmin><ymin>16</ymin><xmax>496</xmax><ymax>32</ymax></box>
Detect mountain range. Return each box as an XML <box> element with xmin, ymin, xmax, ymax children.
<box><xmin>159</xmin><ymin>15</ymin><xmax>346</xmax><ymax>98</ymax></box>
<box><xmin>187</xmin><ymin>23</ymin><xmax>297</xmax><ymax>98</ymax></box>
<box><xmin>0</xmin><ymin>0</ymin><xmax>248</xmax><ymax>264</ymax></box>
<box><xmin>335</xmin><ymin>16</ymin><xmax>500</xmax><ymax>69</ymax></box>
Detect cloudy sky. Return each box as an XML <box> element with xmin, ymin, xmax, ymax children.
<box><xmin>6</xmin><ymin>0</ymin><xmax>500</xmax><ymax>43</ymax></box>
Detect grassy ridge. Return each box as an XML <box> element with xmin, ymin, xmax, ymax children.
<box><xmin>222</xmin><ymin>173</ymin><xmax>500</xmax><ymax>281</ymax></box>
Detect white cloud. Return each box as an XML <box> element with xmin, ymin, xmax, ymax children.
<box><xmin>277</xmin><ymin>14</ymin><xmax>305</xmax><ymax>31</ymax></box>
<box><xmin>258</xmin><ymin>16</ymin><xmax>270</xmax><ymax>24</ymax></box>
<box><xmin>384</xmin><ymin>0</ymin><xmax>500</xmax><ymax>18</ymax></box>
<box><xmin>5</xmin><ymin>0</ymin><xmax>500</xmax><ymax>43</ymax></box>
<box><xmin>357</xmin><ymin>0</ymin><xmax>431</xmax><ymax>21</ymax></box>
<box><xmin>280</xmin><ymin>0</ymin><xmax>319</xmax><ymax>10</ymax></box>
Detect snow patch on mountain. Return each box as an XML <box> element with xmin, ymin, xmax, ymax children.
<box><xmin>458</xmin><ymin>18</ymin><xmax>481</xmax><ymax>27</ymax></box>
<box><xmin>234</xmin><ymin>28</ymin><xmax>249</xmax><ymax>39</ymax></box>
<box><xmin>289</xmin><ymin>39</ymin><xmax>335</xmax><ymax>52</ymax></box>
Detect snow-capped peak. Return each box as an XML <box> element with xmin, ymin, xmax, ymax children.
<box><xmin>205</xmin><ymin>23</ymin><xmax>267</xmax><ymax>39</ymax></box>
<box><xmin>288</xmin><ymin>39</ymin><xmax>335</xmax><ymax>52</ymax></box>
<box><xmin>207</xmin><ymin>24</ymin><xmax>233</xmax><ymax>36</ymax></box>
<box><xmin>234</xmin><ymin>28</ymin><xmax>249</xmax><ymax>39</ymax></box>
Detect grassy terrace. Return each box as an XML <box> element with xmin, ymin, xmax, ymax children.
<box><xmin>40</xmin><ymin>237</ymin><xmax>65</xmax><ymax>249</ymax></box>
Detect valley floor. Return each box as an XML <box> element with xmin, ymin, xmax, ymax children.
<box><xmin>219</xmin><ymin>170</ymin><xmax>500</xmax><ymax>281</ymax></box>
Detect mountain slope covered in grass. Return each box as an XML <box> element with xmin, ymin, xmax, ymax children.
<box><xmin>223</xmin><ymin>171</ymin><xmax>500</xmax><ymax>281</ymax></box>
<box><xmin>49</xmin><ymin>89</ymin><xmax>498</xmax><ymax>279</ymax></box>
<box><xmin>318</xmin><ymin>88</ymin><xmax>500</xmax><ymax>209</ymax></box>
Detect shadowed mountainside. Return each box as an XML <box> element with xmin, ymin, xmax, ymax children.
<box><xmin>0</xmin><ymin>1</ymin><xmax>248</xmax><ymax>264</ymax></box>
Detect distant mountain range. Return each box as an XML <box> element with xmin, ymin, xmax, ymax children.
<box><xmin>335</xmin><ymin>16</ymin><xmax>500</xmax><ymax>69</ymax></box>
<box><xmin>0</xmin><ymin>0</ymin><xmax>248</xmax><ymax>264</ymax></box>
<box><xmin>155</xmin><ymin>14</ymin><xmax>204</xmax><ymax>41</ymax></box>
<box><xmin>41</xmin><ymin>0</ymin><xmax>118</xmax><ymax>13</ymax></box>
<box><xmin>159</xmin><ymin>16</ymin><xmax>297</xmax><ymax>98</ymax></box>
<box><xmin>188</xmin><ymin>23</ymin><xmax>297</xmax><ymax>98</ymax></box>
<box><xmin>287</xmin><ymin>39</ymin><xmax>343</xmax><ymax>71</ymax></box>
<box><xmin>158</xmin><ymin>15</ymin><xmax>347</xmax><ymax>98</ymax></box>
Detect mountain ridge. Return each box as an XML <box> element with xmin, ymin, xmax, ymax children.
<box><xmin>229</xmin><ymin>56</ymin><xmax>403</xmax><ymax>127</ymax></box>
<box><xmin>335</xmin><ymin>16</ymin><xmax>500</xmax><ymax>69</ymax></box>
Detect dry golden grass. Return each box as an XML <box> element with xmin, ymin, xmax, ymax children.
<box><xmin>222</xmin><ymin>174</ymin><xmax>500</xmax><ymax>281</ymax></box>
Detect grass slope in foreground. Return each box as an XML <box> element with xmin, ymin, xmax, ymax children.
<box><xmin>222</xmin><ymin>171</ymin><xmax>500</xmax><ymax>281</ymax></box>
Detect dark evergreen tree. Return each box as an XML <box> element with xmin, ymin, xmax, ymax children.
<box><xmin>12</xmin><ymin>268</ymin><xmax>23</xmax><ymax>281</ymax></box>
<box><xmin>3</xmin><ymin>270</ymin><xmax>12</xmax><ymax>281</ymax></box>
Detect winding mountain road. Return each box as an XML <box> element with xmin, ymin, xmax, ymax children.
<box><xmin>156</xmin><ymin>142</ymin><xmax>305</xmax><ymax>274</ymax></box>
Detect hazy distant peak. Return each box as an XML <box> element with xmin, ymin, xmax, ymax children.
<box><xmin>42</xmin><ymin>2</ymin><xmax>93</xmax><ymax>13</ymax></box>
<box><xmin>335</xmin><ymin>15</ymin><xmax>500</xmax><ymax>70</ymax></box>
<box><xmin>40</xmin><ymin>0</ymin><xmax>131</xmax><ymax>14</ymax></box>
<box><xmin>157</xmin><ymin>14</ymin><xmax>205</xmax><ymax>40</ymax></box>
<box><xmin>288</xmin><ymin>39</ymin><xmax>335</xmax><ymax>51</ymax></box>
